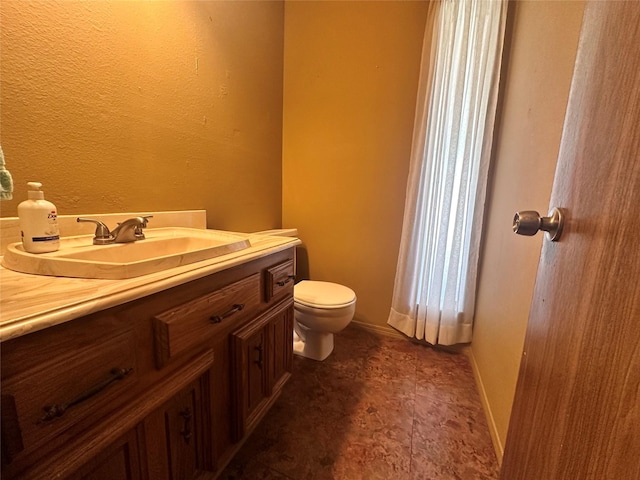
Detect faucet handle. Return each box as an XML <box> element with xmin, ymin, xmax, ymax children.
<box><xmin>77</xmin><ymin>218</ymin><xmax>113</xmax><ymax>245</ymax></box>
<box><xmin>128</xmin><ymin>215</ymin><xmax>153</xmax><ymax>240</ymax></box>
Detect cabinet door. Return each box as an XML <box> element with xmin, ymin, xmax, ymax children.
<box><xmin>70</xmin><ymin>428</ymin><xmax>143</xmax><ymax>480</ymax></box>
<box><xmin>231</xmin><ymin>323</ymin><xmax>270</xmax><ymax>442</ymax></box>
<box><xmin>268</xmin><ymin>304</ymin><xmax>293</xmax><ymax>394</ymax></box>
<box><xmin>231</xmin><ymin>300</ymin><xmax>294</xmax><ymax>441</ymax></box>
<box><xmin>144</xmin><ymin>375</ymin><xmax>210</xmax><ymax>480</ymax></box>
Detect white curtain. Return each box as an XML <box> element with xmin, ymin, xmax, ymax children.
<box><xmin>388</xmin><ymin>0</ymin><xmax>507</xmax><ymax>345</ymax></box>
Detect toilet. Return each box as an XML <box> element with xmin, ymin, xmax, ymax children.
<box><xmin>293</xmin><ymin>280</ymin><xmax>356</xmax><ymax>361</ymax></box>
<box><xmin>253</xmin><ymin>229</ymin><xmax>357</xmax><ymax>361</ymax></box>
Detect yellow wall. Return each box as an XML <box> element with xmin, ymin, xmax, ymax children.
<box><xmin>471</xmin><ymin>0</ymin><xmax>585</xmax><ymax>460</ymax></box>
<box><xmin>0</xmin><ymin>1</ymin><xmax>284</xmax><ymax>232</ymax></box>
<box><xmin>282</xmin><ymin>1</ymin><xmax>431</xmax><ymax>330</ymax></box>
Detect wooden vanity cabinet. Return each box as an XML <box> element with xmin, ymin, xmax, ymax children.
<box><xmin>0</xmin><ymin>248</ymin><xmax>295</xmax><ymax>480</ymax></box>
<box><xmin>71</xmin><ymin>372</ymin><xmax>210</xmax><ymax>480</ymax></box>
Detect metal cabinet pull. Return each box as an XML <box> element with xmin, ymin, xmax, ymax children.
<box><xmin>179</xmin><ymin>407</ymin><xmax>193</xmax><ymax>444</ymax></box>
<box><xmin>210</xmin><ymin>303</ymin><xmax>245</xmax><ymax>324</ymax></box>
<box><xmin>276</xmin><ymin>275</ymin><xmax>296</xmax><ymax>287</ymax></box>
<box><xmin>39</xmin><ymin>367</ymin><xmax>133</xmax><ymax>423</ymax></box>
<box><xmin>254</xmin><ymin>345</ymin><xmax>263</xmax><ymax>368</ymax></box>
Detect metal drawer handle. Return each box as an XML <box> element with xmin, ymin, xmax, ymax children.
<box><xmin>39</xmin><ymin>367</ymin><xmax>133</xmax><ymax>423</ymax></box>
<box><xmin>277</xmin><ymin>275</ymin><xmax>296</xmax><ymax>287</ymax></box>
<box><xmin>210</xmin><ymin>303</ymin><xmax>245</xmax><ymax>324</ymax></box>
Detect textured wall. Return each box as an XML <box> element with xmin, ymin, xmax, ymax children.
<box><xmin>0</xmin><ymin>1</ymin><xmax>284</xmax><ymax>232</ymax></box>
<box><xmin>471</xmin><ymin>0</ymin><xmax>585</xmax><ymax>460</ymax></box>
<box><xmin>282</xmin><ymin>1</ymin><xmax>431</xmax><ymax>331</ymax></box>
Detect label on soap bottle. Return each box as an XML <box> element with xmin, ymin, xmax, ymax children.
<box><xmin>20</xmin><ymin>208</ymin><xmax>60</xmax><ymax>253</ymax></box>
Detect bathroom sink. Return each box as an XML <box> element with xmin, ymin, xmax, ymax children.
<box><xmin>1</xmin><ymin>228</ymin><xmax>251</xmax><ymax>279</ymax></box>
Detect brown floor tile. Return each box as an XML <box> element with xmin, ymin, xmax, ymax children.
<box><xmin>220</xmin><ymin>324</ymin><xmax>499</xmax><ymax>479</ymax></box>
<box><xmin>412</xmin><ymin>396</ymin><xmax>499</xmax><ymax>479</ymax></box>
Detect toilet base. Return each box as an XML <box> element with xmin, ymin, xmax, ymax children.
<box><xmin>293</xmin><ymin>328</ymin><xmax>334</xmax><ymax>361</ymax></box>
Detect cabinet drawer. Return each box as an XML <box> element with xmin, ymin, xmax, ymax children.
<box><xmin>264</xmin><ymin>260</ymin><xmax>295</xmax><ymax>302</ymax></box>
<box><xmin>154</xmin><ymin>273</ymin><xmax>261</xmax><ymax>367</ymax></box>
<box><xmin>1</xmin><ymin>327</ymin><xmax>138</xmax><ymax>462</ymax></box>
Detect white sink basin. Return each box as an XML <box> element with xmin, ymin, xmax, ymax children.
<box><xmin>1</xmin><ymin>228</ymin><xmax>251</xmax><ymax>279</ymax></box>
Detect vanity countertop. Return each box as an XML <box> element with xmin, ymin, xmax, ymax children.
<box><xmin>0</xmin><ymin>232</ymin><xmax>300</xmax><ymax>343</ymax></box>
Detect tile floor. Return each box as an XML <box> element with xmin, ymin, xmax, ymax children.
<box><xmin>219</xmin><ymin>324</ymin><xmax>499</xmax><ymax>480</ymax></box>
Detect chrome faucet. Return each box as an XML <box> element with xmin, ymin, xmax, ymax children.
<box><xmin>111</xmin><ymin>216</ymin><xmax>152</xmax><ymax>243</ymax></box>
<box><xmin>77</xmin><ymin>216</ymin><xmax>153</xmax><ymax>245</ymax></box>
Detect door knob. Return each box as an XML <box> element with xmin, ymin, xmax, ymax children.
<box><xmin>513</xmin><ymin>207</ymin><xmax>565</xmax><ymax>241</ymax></box>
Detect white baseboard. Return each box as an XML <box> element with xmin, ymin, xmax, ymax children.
<box><xmin>468</xmin><ymin>348</ymin><xmax>504</xmax><ymax>464</ymax></box>
<box><xmin>350</xmin><ymin>319</ymin><xmax>407</xmax><ymax>339</ymax></box>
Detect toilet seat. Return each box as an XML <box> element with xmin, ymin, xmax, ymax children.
<box><xmin>294</xmin><ymin>280</ymin><xmax>356</xmax><ymax>309</ymax></box>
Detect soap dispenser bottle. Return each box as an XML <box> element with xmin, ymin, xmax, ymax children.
<box><xmin>18</xmin><ymin>182</ymin><xmax>60</xmax><ymax>253</ymax></box>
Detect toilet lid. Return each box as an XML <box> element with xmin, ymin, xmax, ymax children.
<box><xmin>294</xmin><ymin>280</ymin><xmax>356</xmax><ymax>308</ymax></box>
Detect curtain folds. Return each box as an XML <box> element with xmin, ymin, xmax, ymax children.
<box><xmin>388</xmin><ymin>0</ymin><xmax>507</xmax><ymax>345</ymax></box>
